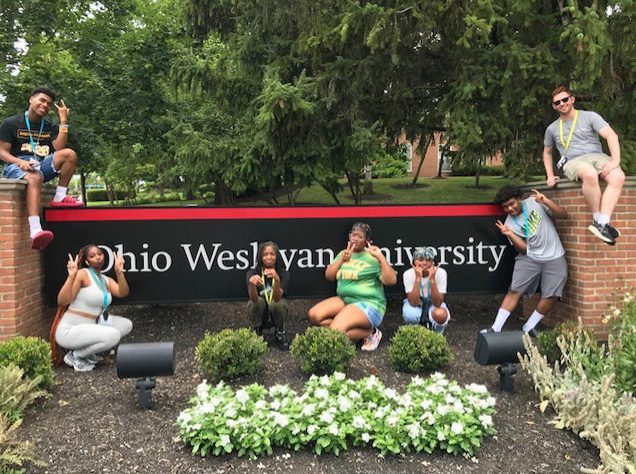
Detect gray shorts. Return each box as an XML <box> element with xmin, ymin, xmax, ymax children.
<box><xmin>510</xmin><ymin>254</ymin><xmax>567</xmax><ymax>298</ymax></box>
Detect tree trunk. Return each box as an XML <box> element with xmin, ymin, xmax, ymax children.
<box><xmin>437</xmin><ymin>143</ymin><xmax>446</xmax><ymax>178</ymax></box>
<box><xmin>363</xmin><ymin>164</ymin><xmax>373</xmax><ymax>195</ymax></box>
<box><xmin>346</xmin><ymin>171</ymin><xmax>362</xmax><ymax>204</ymax></box>
<box><xmin>411</xmin><ymin>135</ymin><xmax>433</xmax><ymax>185</ymax></box>
<box><xmin>80</xmin><ymin>170</ymin><xmax>87</xmax><ymax>204</ymax></box>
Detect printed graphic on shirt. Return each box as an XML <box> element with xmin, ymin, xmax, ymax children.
<box><xmin>526</xmin><ymin>210</ymin><xmax>541</xmax><ymax>237</ymax></box>
<box><xmin>337</xmin><ymin>258</ymin><xmax>370</xmax><ymax>281</ymax></box>
<box><xmin>18</xmin><ymin>129</ymin><xmax>53</xmax><ymax>157</ymax></box>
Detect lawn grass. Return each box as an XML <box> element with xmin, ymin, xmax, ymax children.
<box><xmin>86</xmin><ymin>176</ymin><xmax>541</xmax><ymax>207</ymax></box>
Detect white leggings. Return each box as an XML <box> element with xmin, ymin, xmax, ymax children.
<box><xmin>55</xmin><ymin>313</ymin><xmax>133</xmax><ymax>358</ymax></box>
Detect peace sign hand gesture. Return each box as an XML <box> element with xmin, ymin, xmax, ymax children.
<box><xmin>66</xmin><ymin>253</ymin><xmax>79</xmax><ymax>278</ymax></box>
<box><xmin>495</xmin><ymin>220</ymin><xmax>514</xmax><ymax>238</ymax></box>
<box><xmin>54</xmin><ymin>99</ymin><xmax>69</xmax><ymax>123</ymax></box>
<box><xmin>341</xmin><ymin>241</ymin><xmax>354</xmax><ymax>262</ymax></box>
<box><xmin>113</xmin><ymin>252</ymin><xmax>125</xmax><ymax>274</ymax></box>
<box><xmin>365</xmin><ymin>241</ymin><xmax>383</xmax><ymax>260</ymax></box>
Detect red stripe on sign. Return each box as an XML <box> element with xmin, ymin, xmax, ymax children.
<box><xmin>44</xmin><ymin>205</ymin><xmax>504</xmax><ymax>222</ymax></box>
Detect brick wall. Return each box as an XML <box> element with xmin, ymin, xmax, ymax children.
<box><xmin>0</xmin><ymin>180</ymin><xmax>54</xmax><ymax>340</ymax></box>
<box><xmin>522</xmin><ymin>177</ymin><xmax>636</xmax><ymax>338</ymax></box>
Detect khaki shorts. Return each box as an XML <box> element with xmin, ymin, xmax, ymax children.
<box><xmin>562</xmin><ymin>153</ymin><xmax>611</xmax><ymax>181</ymax></box>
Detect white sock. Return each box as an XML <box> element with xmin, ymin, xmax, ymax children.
<box><xmin>28</xmin><ymin>216</ymin><xmax>42</xmax><ymax>238</ymax></box>
<box><xmin>491</xmin><ymin>308</ymin><xmax>511</xmax><ymax>332</ymax></box>
<box><xmin>593</xmin><ymin>212</ymin><xmax>601</xmax><ymax>223</ymax></box>
<box><xmin>54</xmin><ymin>186</ymin><xmax>68</xmax><ymax>202</ymax></box>
<box><xmin>522</xmin><ymin>310</ymin><xmax>544</xmax><ymax>332</ymax></box>
<box><xmin>597</xmin><ymin>214</ymin><xmax>610</xmax><ymax>225</ymax></box>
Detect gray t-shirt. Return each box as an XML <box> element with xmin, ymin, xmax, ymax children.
<box><xmin>544</xmin><ymin>110</ymin><xmax>608</xmax><ymax>160</ymax></box>
<box><xmin>504</xmin><ymin>197</ymin><xmax>565</xmax><ymax>261</ymax></box>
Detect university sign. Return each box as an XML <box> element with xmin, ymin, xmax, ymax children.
<box><xmin>43</xmin><ymin>205</ymin><xmax>514</xmax><ymax>305</ymax></box>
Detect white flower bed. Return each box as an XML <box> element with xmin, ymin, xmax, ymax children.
<box><xmin>177</xmin><ymin>372</ymin><xmax>496</xmax><ymax>458</ymax></box>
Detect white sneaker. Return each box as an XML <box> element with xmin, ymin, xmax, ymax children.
<box><xmin>85</xmin><ymin>354</ymin><xmax>104</xmax><ymax>364</ymax></box>
<box><xmin>63</xmin><ymin>351</ymin><xmax>96</xmax><ymax>372</ymax></box>
<box><xmin>361</xmin><ymin>329</ymin><xmax>382</xmax><ymax>351</ymax></box>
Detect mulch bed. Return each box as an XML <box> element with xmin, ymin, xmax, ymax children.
<box><xmin>21</xmin><ymin>295</ymin><xmax>599</xmax><ymax>473</ymax></box>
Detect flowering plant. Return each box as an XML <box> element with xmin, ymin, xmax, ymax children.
<box><xmin>177</xmin><ymin>372</ymin><xmax>496</xmax><ymax>459</ymax></box>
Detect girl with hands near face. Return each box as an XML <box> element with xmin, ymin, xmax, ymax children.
<box><xmin>246</xmin><ymin>241</ymin><xmax>291</xmax><ymax>350</ymax></box>
<box><xmin>51</xmin><ymin>244</ymin><xmax>132</xmax><ymax>371</ymax></box>
<box><xmin>402</xmin><ymin>247</ymin><xmax>451</xmax><ymax>333</ymax></box>
<box><xmin>309</xmin><ymin>222</ymin><xmax>397</xmax><ymax>351</ymax></box>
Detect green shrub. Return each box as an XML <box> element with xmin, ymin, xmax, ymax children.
<box><xmin>0</xmin><ymin>337</ymin><xmax>54</xmax><ymax>389</ymax></box>
<box><xmin>86</xmin><ymin>189</ymin><xmax>114</xmax><ymax>202</ymax></box>
<box><xmin>537</xmin><ymin>321</ymin><xmax>604</xmax><ymax>380</ymax></box>
<box><xmin>608</xmin><ymin>291</ymin><xmax>636</xmax><ymax>394</ymax></box>
<box><xmin>196</xmin><ymin>329</ymin><xmax>267</xmax><ymax>382</ymax></box>
<box><xmin>0</xmin><ymin>365</ymin><xmax>48</xmax><ymax>422</ymax></box>
<box><xmin>537</xmin><ymin>321</ymin><xmax>580</xmax><ymax>364</ymax></box>
<box><xmin>451</xmin><ymin>165</ymin><xmax>504</xmax><ymax>177</ymax></box>
<box><xmin>290</xmin><ymin>327</ymin><xmax>355</xmax><ymax>375</ymax></box>
<box><xmin>388</xmin><ymin>326</ymin><xmax>453</xmax><ymax>373</ymax></box>
<box><xmin>0</xmin><ymin>416</ymin><xmax>45</xmax><ymax>473</ymax></box>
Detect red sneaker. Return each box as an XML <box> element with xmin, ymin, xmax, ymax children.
<box><xmin>49</xmin><ymin>195</ymin><xmax>84</xmax><ymax>208</ymax></box>
<box><xmin>31</xmin><ymin>230</ymin><xmax>54</xmax><ymax>250</ymax></box>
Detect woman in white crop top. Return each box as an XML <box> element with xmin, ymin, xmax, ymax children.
<box><xmin>52</xmin><ymin>244</ymin><xmax>132</xmax><ymax>372</ymax></box>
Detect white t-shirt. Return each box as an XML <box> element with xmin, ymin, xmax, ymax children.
<box><xmin>403</xmin><ymin>266</ymin><xmax>448</xmax><ymax>300</ymax></box>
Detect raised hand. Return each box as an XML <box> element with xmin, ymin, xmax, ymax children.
<box><xmin>412</xmin><ymin>262</ymin><xmax>424</xmax><ymax>279</ymax></box>
<box><xmin>54</xmin><ymin>99</ymin><xmax>69</xmax><ymax>123</ymax></box>
<box><xmin>365</xmin><ymin>241</ymin><xmax>383</xmax><ymax>260</ymax></box>
<box><xmin>427</xmin><ymin>264</ymin><xmax>437</xmax><ymax>279</ymax></box>
<box><xmin>113</xmin><ymin>252</ymin><xmax>125</xmax><ymax>274</ymax></box>
<box><xmin>341</xmin><ymin>241</ymin><xmax>354</xmax><ymax>262</ymax></box>
<box><xmin>531</xmin><ymin>188</ymin><xmax>547</xmax><ymax>204</ymax></box>
<box><xmin>249</xmin><ymin>274</ymin><xmax>264</xmax><ymax>287</ymax></box>
<box><xmin>263</xmin><ymin>268</ymin><xmax>279</xmax><ymax>281</ymax></box>
<box><xmin>66</xmin><ymin>253</ymin><xmax>79</xmax><ymax>278</ymax></box>
<box><xmin>495</xmin><ymin>220</ymin><xmax>514</xmax><ymax>238</ymax></box>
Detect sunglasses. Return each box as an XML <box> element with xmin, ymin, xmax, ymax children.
<box><xmin>552</xmin><ymin>96</ymin><xmax>572</xmax><ymax>106</ymax></box>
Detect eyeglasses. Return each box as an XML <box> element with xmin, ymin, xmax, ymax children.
<box><xmin>552</xmin><ymin>96</ymin><xmax>571</xmax><ymax>106</ymax></box>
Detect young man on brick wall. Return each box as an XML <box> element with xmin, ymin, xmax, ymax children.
<box><xmin>481</xmin><ymin>185</ymin><xmax>568</xmax><ymax>334</ymax></box>
<box><xmin>0</xmin><ymin>86</ymin><xmax>83</xmax><ymax>250</ymax></box>
<box><xmin>543</xmin><ymin>85</ymin><xmax>625</xmax><ymax>246</ymax></box>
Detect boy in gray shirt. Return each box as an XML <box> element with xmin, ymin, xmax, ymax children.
<box><xmin>481</xmin><ymin>185</ymin><xmax>568</xmax><ymax>334</ymax></box>
<box><xmin>542</xmin><ymin>85</ymin><xmax>625</xmax><ymax>245</ymax></box>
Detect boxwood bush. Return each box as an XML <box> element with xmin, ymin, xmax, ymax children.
<box><xmin>290</xmin><ymin>327</ymin><xmax>355</xmax><ymax>375</ymax></box>
<box><xmin>0</xmin><ymin>336</ymin><xmax>54</xmax><ymax>389</ymax></box>
<box><xmin>536</xmin><ymin>321</ymin><xmax>597</xmax><ymax>365</ymax></box>
<box><xmin>388</xmin><ymin>326</ymin><xmax>453</xmax><ymax>373</ymax></box>
<box><xmin>196</xmin><ymin>329</ymin><xmax>267</xmax><ymax>382</ymax></box>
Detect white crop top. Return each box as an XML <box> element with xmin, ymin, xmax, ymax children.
<box><xmin>68</xmin><ymin>269</ymin><xmax>113</xmax><ymax>316</ymax></box>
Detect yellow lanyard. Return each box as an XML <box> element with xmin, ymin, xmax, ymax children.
<box><xmin>261</xmin><ymin>270</ymin><xmax>275</xmax><ymax>304</ymax></box>
<box><xmin>559</xmin><ymin>110</ymin><xmax>579</xmax><ymax>154</ymax></box>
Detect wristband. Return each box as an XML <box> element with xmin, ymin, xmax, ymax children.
<box><xmin>59</xmin><ymin>124</ymin><xmax>69</xmax><ymax>133</ymax></box>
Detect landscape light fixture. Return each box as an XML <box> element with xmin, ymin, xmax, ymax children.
<box><xmin>474</xmin><ymin>331</ymin><xmax>527</xmax><ymax>393</ymax></box>
<box><xmin>116</xmin><ymin>342</ymin><xmax>175</xmax><ymax>409</ymax></box>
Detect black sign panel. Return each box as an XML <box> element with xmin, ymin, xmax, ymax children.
<box><xmin>43</xmin><ymin>205</ymin><xmax>514</xmax><ymax>305</ymax></box>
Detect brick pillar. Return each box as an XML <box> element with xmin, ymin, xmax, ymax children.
<box><xmin>522</xmin><ymin>177</ymin><xmax>636</xmax><ymax>338</ymax></box>
<box><xmin>0</xmin><ymin>179</ymin><xmax>55</xmax><ymax>340</ymax></box>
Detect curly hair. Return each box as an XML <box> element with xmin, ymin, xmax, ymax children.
<box><xmin>30</xmin><ymin>86</ymin><xmax>57</xmax><ymax>102</ymax></box>
<box><xmin>494</xmin><ymin>185</ymin><xmax>523</xmax><ymax>205</ymax></box>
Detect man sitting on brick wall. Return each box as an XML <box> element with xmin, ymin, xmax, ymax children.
<box><xmin>0</xmin><ymin>86</ymin><xmax>83</xmax><ymax>250</ymax></box>
<box><xmin>543</xmin><ymin>84</ymin><xmax>625</xmax><ymax>246</ymax></box>
<box><xmin>481</xmin><ymin>185</ymin><xmax>568</xmax><ymax>335</ymax></box>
